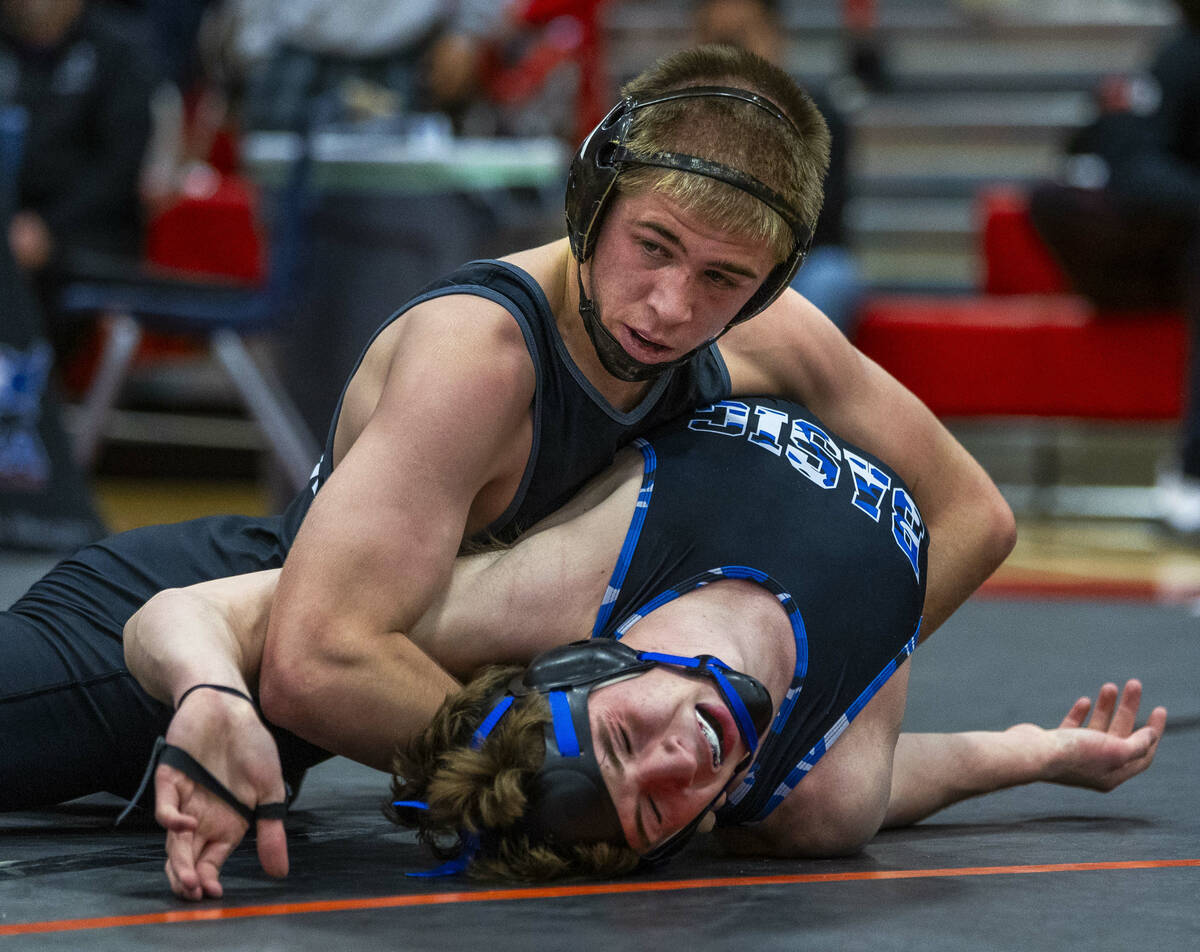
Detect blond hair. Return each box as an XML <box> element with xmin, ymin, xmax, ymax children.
<box><xmin>617</xmin><ymin>44</ymin><xmax>830</xmax><ymax>261</ymax></box>
<box><xmin>388</xmin><ymin>665</ymin><xmax>640</xmax><ymax>880</ymax></box>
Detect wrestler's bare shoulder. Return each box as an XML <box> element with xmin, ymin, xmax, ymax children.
<box><xmin>332</xmin><ymin>263</ymin><xmax>552</xmax><ymax>463</ymax></box>
<box><xmin>500</xmin><ymin>239</ymin><xmax>572</xmax><ymax>313</ymax></box>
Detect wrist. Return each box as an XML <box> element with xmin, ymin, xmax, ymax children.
<box><xmin>1000</xmin><ymin>723</ymin><xmax>1057</xmax><ymax>785</ymax></box>
<box><xmin>176</xmin><ymin>683</ymin><xmax>256</xmax><ymax>710</ymax></box>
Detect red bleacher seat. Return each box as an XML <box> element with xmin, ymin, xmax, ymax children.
<box><xmin>855</xmin><ymin>188</ymin><xmax>1187</xmax><ymax>423</ymax></box>
<box><xmin>979</xmin><ymin>186</ymin><xmax>1069</xmax><ymax>296</ymax></box>
<box><xmin>856</xmin><ymin>294</ymin><xmax>1184</xmax><ymax>419</ymax></box>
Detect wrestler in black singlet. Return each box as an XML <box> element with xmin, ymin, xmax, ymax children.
<box><xmin>590</xmin><ymin>397</ymin><xmax>928</xmax><ymax>826</ymax></box>
<box><xmin>0</xmin><ymin>259</ymin><xmax>730</xmax><ymax>810</ymax></box>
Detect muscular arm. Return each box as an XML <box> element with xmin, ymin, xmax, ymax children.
<box><xmin>723</xmin><ymin>295</ymin><xmax>1016</xmax><ymax>638</ymax></box>
<box><xmin>126</xmin><ymin>567</ymin><xmax>457</xmax><ymax>771</ymax></box>
<box><xmin>259</xmin><ymin>299</ymin><xmax>534</xmax><ymax>764</ymax></box>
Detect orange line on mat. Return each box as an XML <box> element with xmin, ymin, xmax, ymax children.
<box><xmin>3</xmin><ymin>859</ymin><xmax>1198</xmax><ymax>936</ymax></box>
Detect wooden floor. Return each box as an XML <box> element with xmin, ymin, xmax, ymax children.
<box><xmin>989</xmin><ymin>518</ymin><xmax>1200</xmax><ymax>602</ymax></box>
<box><xmin>94</xmin><ymin>476</ymin><xmax>272</xmax><ymax>534</ymax></box>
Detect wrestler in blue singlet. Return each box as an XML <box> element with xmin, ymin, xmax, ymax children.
<box><xmin>590</xmin><ymin>396</ymin><xmax>928</xmax><ymax>826</ymax></box>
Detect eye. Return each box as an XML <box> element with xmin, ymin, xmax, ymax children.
<box><xmin>705</xmin><ymin>270</ymin><xmax>736</xmax><ymax>288</ymax></box>
<box><xmin>621</xmin><ymin>727</ymin><xmax>633</xmax><ymax>755</ymax></box>
<box><xmin>648</xmin><ymin>796</ymin><xmax>662</xmax><ymax>825</ymax></box>
<box><xmin>638</xmin><ymin>239</ymin><xmax>666</xmax><ymax>258</ymax></box>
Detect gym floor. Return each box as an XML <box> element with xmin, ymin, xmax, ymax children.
<box><xmin>2</xmin><ymin>484</ymin><xmax>1198</xmax><ymax>950</ymax></box>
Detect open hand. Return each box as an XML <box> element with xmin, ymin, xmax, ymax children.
<box><xmin>154</xmin><ymin>690</ymin><xmax>289</xmax><ymax>900</ymax></box>
<box><xmin>1012</xmin><ymin>679</ymin><xmax>1167</xmax><ymax>792</ymax></box>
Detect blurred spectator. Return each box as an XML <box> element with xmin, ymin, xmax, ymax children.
<box><xmin>225</xmin><ymin>0</ymin><xmax>513</xmax><ymax>132</ymax></box>
<box><xmin>693</xmin><ymin>0</ymin><xmax>866</xmax><ymax>337</ymax></box>
<box><xmin>1027</xmin><ymin>0</ymin><xmax>1200</xmax><ymax>533</ymax></box>
<box><xmin>0</xmin><ymin>0</ymin><xmax>160</xmax><ymax>360</ymax></box>
<box><xmin>843</xmin><ymin>0</ymin><xmax>888</xmax><ymax>93</ymax></box>
<box><xmin>463</xmin><ymin>0</ymin><xmax>612</xmax><ymax>144</ymax></box>
<box><xmin>104</xmin><ymin>0</ymin><xmax>217</xmax><ymax>90</ymax></box>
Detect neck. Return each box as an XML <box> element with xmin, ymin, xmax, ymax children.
<box><xmin>618</xmin><ymin>579</ymin><xmax>795</xmax><ymax>712</ymax></box>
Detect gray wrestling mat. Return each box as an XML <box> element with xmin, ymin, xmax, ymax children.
<box><xmin>1</xmin><ymin>594</ymin><xmax>1197</xmax><ymax>951</ymax></box>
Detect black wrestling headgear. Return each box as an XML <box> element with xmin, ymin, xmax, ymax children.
<box><xmin>564</xmin><ymin>86</ymin><xmax>815</xmax><ymax>380</ymax></box>
<box><xmin>476</xmin><ymin>639</ymin><xmax>773</xmax><ymax>865</ymax></box>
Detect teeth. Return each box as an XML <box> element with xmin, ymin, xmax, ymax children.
<box><xmin>696</xmin><ymin>710</ymin><xmax>722</xmax><ymax>769</ymax></box>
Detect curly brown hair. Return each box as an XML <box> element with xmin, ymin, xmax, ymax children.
<box><xmin>387</xmin><ymin>665</ymin><xmax>640</xmax><ymax>881</ymax></box>
<box><xmin>616</xmin><ymin>44</ymin><xmax>831</xmax><ymax>262</ymax></box>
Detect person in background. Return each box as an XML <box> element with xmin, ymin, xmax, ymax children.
<box><xmin>1027</xmin><ymin>0</ymin><xmax>1200</xmax><ymax>535</ymax></box>
<box><xmin>226</xmin><ymin>0</ymin><xmax>512</xmax><ymax>132</ymax></box>
<box><xmin>692</xmin><ymin>0</ymin><xmax>866</xmax><ymax>337</ymax></box>
<box><xmin>0</xmin><ymin>0</ymin><xmax>160</xmax><ymax>362</ymax></box>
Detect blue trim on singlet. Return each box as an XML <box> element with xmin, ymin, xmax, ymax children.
<box><xmin>727</xmin><ymin>620</ymin><xmax>923</xmax><ymax>822</ymax></box>
<box><xmin>585</xmin><ymin>419</ymin><xmax>931</xmax><ymax>822</ymax></box>
<box><xmin>606</xmin><ymin>563</ymin><xmax>809</xmax><ymax>682</ymax></box>
<box><xmin>591</xmin><ymin>448</ymin><xmax>822</xmax><ymax>810</ymax></box>
<box><xmin>591</xmin><ymin>438</ymin><xmax>657</xmax><ymax>637</ymax></box>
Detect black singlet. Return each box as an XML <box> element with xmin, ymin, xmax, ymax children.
<box><xmin>590</xmin><ymin>397</ymin><xmax>929</xmax><ymax>825</ymax></box>
<box><xmin>297</xmin><ymin>259</ymin><xmax>732</xmax><ymax>542</ymax></box>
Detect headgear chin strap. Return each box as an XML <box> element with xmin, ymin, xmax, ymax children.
<box><xmin>565</xmin><ymin>85</ymin><xmax>816</xmax><ymax>381</ymax></box>
<box><xmin>575</xmin><ymin>268</ymin><xmax>714</xmax><ymax>382</ymax></box>
<box><xmin>474</xmin><ymin>639</ymin><xmax>773</xmax><ymax>862</ymax></box>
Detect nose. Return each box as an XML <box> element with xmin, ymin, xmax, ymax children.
<box><xmin>634</xmin><ymin>735</ymin><xmax>698</xmax><ymax>791</ymax></box>
<box><xmin>645</xmin><ymin>266</ymin><xmax>694</xmax><ymax>327</ymax></box>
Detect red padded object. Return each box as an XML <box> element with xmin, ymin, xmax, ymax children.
<box><xmin>979</xmin><ymin>187</ymin><xmax>1069</xmax><ymax>295</ymax></box>
<box><xmin>145</xmin><ymin>174</ymin><xmax>264</xmax><ymax>283</ymax></box>
<box><xmin>855</xmin><ymin>294</ymin><xmax>1186</xmax><ymax>420</ymax></box>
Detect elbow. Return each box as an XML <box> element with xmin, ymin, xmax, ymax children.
<box><xmin>984</xmin><ymin>486</ymin><xmax>1018</xmax><ymax>572</ymax></box>
<box><xmin>258</xmin><ymin>613</ymin><xmax>338</xmax><ymax>735</ymax></box>
<box><xmin>720</xmin><ymin>787</ymin><xmax>887</xmax><ymax>861</ymax></box>
<box><xmin>779</xmin><ymin>803</ymin><xmax>883</xmax><ymax>859</ymax></box>
<box><xmin>257</xmin><ymin>640</ymin><xmax>307</xmax><ymax>732</ymax></box>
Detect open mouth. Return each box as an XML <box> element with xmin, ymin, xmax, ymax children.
<box><xmin>695</xmin><ymin>708</ymin><xmax>724</xmax><ymax>769</ymax></box>
<box><xmin>627</xmin><ymin>326</ymin><xmax>669</xmax><ymax>354</ymax></box>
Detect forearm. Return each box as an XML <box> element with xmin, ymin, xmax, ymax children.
<box><xmin>261</xmin><ymin>636</ymin><xmax>460</xmax><ymax>771</ymax></box>
<box><xmin>909</xmin><ymin>431</ymin><xmax>1015</xmax><ymax>638</ymax></box>
<box><xmin>883</xmin><ymin>726</ymin><xmax>1048</xmax><ymax>828</ymax></box>
<box><xmin>259</xmin><ymin>537</ymin><xmax>462</xmax><ymax>767</ymax></box>
<box><xmin>919</xmin><ymin>483</ymin><xmax>1014</xmax><ymax>637</ymax></box>
<box><xmin>795</xmin><ymin>336</ymin><xmax>1016</xmax><ymax>639</ymax></box>
<box><xmin>124</xmin><ymin>586</ymin><xmax>261</xmax><ymax>708</ymax></box>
